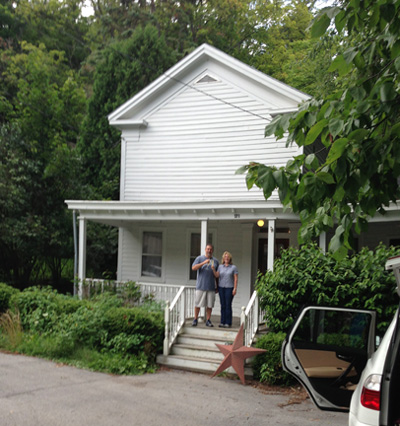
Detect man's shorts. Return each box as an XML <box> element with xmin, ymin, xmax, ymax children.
<box><xmin>194</xmin><ymin>290</ymin><xmax>215</xmax><ymax>308</ymax></box>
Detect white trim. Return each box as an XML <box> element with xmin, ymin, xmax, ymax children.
<box><xmin>119</xmin><ymin>137</ymin><xmax>127</xmax><ymax>201</ymax></box>
<box><xmin>65</xmin><ymin>199</ymin><xmax>298</xmax><ymax>226</ymax></box>
<box><xmin>267</xmin><ymin>219</ymin><xmax>276</xmax><ymax>271</ymax></box>
<box><xmin>66</xmin><ymin>199</ymin><xmax>400</xmax><ymax>226</ymax></box>
<box><xmin>107</xmin><ymin>43</ymin><xmax>310</xmax><ymax>125</ymax></box>
<box><xmin>117</xmin><ymin>227</ymin><xmax>124</xmax><ymax>280</ymax></box>
<box><xmin>200</xmin><ymin>220</ymin><xmax>208</xmax><ymax>254</ymax></box>
<box><xmin>78</xmin><ymin>217</ymin><xmax>87</xmax><ymax>297</ymax></box>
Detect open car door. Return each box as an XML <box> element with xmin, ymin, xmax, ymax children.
<box><xmin>282</xmin><ymin>306</ymin><xmax>376</xmax><ymax>412</ymax></box>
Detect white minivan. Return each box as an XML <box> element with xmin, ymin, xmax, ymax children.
<box><xmin>281</xmin><ymin>256</ymin><xmax>400</xmax><ymax>426</ymax></box>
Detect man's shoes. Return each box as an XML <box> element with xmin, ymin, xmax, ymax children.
<box><xmin>223</xmin><ymin>324</ymin><xmax>231</xmax><ymax>328</ymax></box>
<box><xmin>192</xmin><ymin>318</ymin><xmax>198</xmax><ymax>326</ymax></box>
<box><xmin>218</xmin><ymin>323</ymin><xmax>224</xmax><ymax>328</ymax></box>
<box><xmin>206</xmin><ymin>319</ymin><xmax>214</xmax><ymax>327</ymax></box>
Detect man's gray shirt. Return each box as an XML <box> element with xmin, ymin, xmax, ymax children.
<box><xmin>192</xmin><ymin>255</ymin><xmax>219</xmax><ymax>291</ymax></box>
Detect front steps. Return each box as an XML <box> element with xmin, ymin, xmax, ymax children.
<box><xmin>157</xmin><ymin>316</ymin><xmax>255</xmax><ymax>380</ymax></box>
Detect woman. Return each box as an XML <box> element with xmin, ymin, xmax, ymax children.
<box><xmin>213</xmin><ymin>251</ymin><xmax>238</xmax><ymax>328</ymax></box>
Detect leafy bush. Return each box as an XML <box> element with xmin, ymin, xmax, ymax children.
<box><xmin>252</xmin><ymin>332</ymin><xmax>295</xmax><ymax>386</ymax></box>
<box><xmin>257</xmin><ymin>243</ymin><xmax>399</xmax><ymax>335</ymax></box>
<box><xmin>0</xmin><ymin>283</ymin><xmax>19</xmax><ymax>313</ymax></box>
<box><xmin>4</xmin><ymin>286</ymin><xmax>164</xmax><ymax>374</ymax></box>
<box><xmin>10</xmin><ymin>286</ymin><xmax>86</xmax><ymax>334</ymax></box>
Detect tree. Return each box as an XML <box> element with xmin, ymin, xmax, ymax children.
<box><xmin>239</xmin><ymin>0</ymin><xmax>400</xmax><ymax>258</ymax></box>
<box><xmin>0</xmin><ymin>42</ymin><xmax>87</xmax><ymax>287</ymax></box>
<box><xmin>12</xmin><ymin>0</ymin><xmax>90</xmax><ymax>69</ymax></box>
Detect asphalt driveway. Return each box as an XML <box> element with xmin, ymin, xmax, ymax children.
<box><xmin>0</xmin><ymin>352</ymin><xmax>347</xmax><ymax>426</ymax></box>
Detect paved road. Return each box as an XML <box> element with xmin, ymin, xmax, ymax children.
<box><xmin>0</xmin><ymin>352</ymin><xmax>348</xmax><ymax>426</ymax></box>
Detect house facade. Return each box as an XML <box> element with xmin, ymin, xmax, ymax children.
<box><xmin>66</xmin><ymin>44</ymin><xmax>400</xmax><ymax>316</ymax></box>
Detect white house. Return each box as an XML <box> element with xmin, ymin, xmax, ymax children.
<box><xmin>66</xmin><ymin>43</ymin><xmax>400</xmax><ymax>319</ymax></box>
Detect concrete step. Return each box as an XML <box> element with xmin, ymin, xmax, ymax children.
<box><xmin>156</xmin><ymin>354</ymin><xmax>253</xmax><ymax>379</ymax></box>
<box><xmin>180</xmin><ymin>325</ymin><xmax>238</xmax><ymax>341</ymax></box>
<box><xmin>176</xmin><ymin>334</ymin><xmax>233</xmax><ymax>349</ymax></box>
<box><xmin>171</xmin><ymin>343</ymin><xmax>224</xmax><ymax>361</ymax></box>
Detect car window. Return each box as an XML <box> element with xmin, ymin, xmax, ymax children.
<box><xmin>282</xmin><ymin>306</ymin><xmax>376</xmax><ymax>411</ymax></box>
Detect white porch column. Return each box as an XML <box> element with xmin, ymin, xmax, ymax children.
<box><xmin>200</xmin><ymin>219</ymin><xmax>208</xmax><ymax>321</ymax></box>
<box><xmin>201</xmin><ymin>219</ymin><xmax>208</xmax><ymax>250</ymax></box>
<box><xmin>78</xmin><ymin>216</ymin><xmax>87</xmax><ymax>299</ymax></box>
<box><xmin>268</xmin><ymin>219</ymin><xmax>276</xmax><ymax>271</ymax></box>
<box><xmin>319</xmin><ymin>231</ymin><xmax>327</xmax><ymax>253</ymax></box>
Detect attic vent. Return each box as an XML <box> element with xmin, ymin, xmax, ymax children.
<box><xmin>196</xmin><ymin>74</ymin><xmax>218</xmax><ymax>84</ymax></box>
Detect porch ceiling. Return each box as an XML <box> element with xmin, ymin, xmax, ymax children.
<box><xmin>65</xmin><ymin>199</ymin><xmax>298</xmax><ymax>227</ymax></box>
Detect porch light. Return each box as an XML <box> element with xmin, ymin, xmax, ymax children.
<box><xmin>257</xmin><ymin>220</ymin><xmax>264</xmax><ymax>227</ymax></box>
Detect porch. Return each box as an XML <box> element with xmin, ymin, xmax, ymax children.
<box><xmin>82</xmin><ymin>279</ymin><xmax>265</xmax><ymax>375</ymax></box>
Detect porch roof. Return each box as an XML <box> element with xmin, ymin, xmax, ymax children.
<box><xmin>65</xmin><ymin>199</ymin><xmax>400</xmax><ymax>228</ymax></box>
<box><xmin>65</xmin><ymin>199</ymin><xmax>298</xmax><ymax>227</ymax></box>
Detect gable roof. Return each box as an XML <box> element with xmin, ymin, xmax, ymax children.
<box><xmin>108</xmin><ymin>43</ymin><xmax>311</xmax><ymax>129</ymax></box>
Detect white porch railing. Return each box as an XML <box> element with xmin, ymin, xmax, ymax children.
<box><xmin>79</xmin><ymin>279</ymin><xmax>182</xmax><ymax>305</ymax></box>
<box><xmin>163</xmin><ymin>286</ymin><xmax>196</xmax><ymax>355</ymax></box>
<box><xmin>240</xmin><ymin>290</ymin><xmax>265</xmax><ymax>347</ymax></box>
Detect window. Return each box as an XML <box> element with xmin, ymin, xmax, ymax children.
<box><xmin>189</xmin><ymin>233</ymin><xmax>213</xmax><ymax>280</ymax></box>
<box><xmin>390</xmin><ymin>238</ymin><xmax>400</xmax><ymax>247</ymax></box>
<box><xmin>141</xmin><ymin>231</ymin><xmax>162</xmax><ymax>278</ymax></box>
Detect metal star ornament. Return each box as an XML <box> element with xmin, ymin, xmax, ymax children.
<box><xmin>211</xmin><ymin>324</ymin><xmax>267</xmax><ymax>385</ymax></box>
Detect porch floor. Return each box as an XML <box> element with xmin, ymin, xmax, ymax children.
<box><xmin>186</xmin><ymin>315</ymin><xmax>241</xmax><ymax>329</ymax></box>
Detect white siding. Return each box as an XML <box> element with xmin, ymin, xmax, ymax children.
<box><xmin>122</xmin><ymin>79</ymin><xmax>301</xmax><ymax>202</ymax></box>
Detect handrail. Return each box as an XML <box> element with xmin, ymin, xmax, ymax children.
<box><xmin>240</xmin><ymin>290</ymin><xmax>264</xmax><ymax>347</ymax></box>
<box><xmin>163</xmin><ymin>286</ymin><xmax>196</xmax><ymax>355</ymax></box>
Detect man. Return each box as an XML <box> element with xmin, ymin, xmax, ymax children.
<box><xmin>191</xmin><ymin>244</ymin><xmax>219</xmax><ymax>327</ymax></box>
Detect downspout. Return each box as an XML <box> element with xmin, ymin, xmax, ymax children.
<box><xmin>73</xmin><ymin>210</ymin><xmax>78</xmax><ymax>296</ymax></box>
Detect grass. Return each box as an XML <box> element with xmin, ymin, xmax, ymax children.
<box><xmin>0</xmin><ymin>310</ymin><xmax>23</xmax><ymax>349</ymax></box>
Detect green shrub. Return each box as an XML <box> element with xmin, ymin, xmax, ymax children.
<box><xmin>0</xmin><ymin>283</ymin><xmax>19</xmax><ymax>313</ymax></box>
<box><xmin>10</xmin><ymin>286</ymin><xmax>87</xmax><ymax>334</ymax></box>
<box><xmin>101</xmin><ymin>306</ymin><xmax>164</xmax><ymax>356</ymax></box>
<box><xmin>252</xmin><ymin>332</ymin><xmax>295</xmax><ymax>386</ymax></box>
<box><xmin>257</xmin><ymin>243</ymin><xmax>399</xmax><ymax>334</ymax></box>
<box><xmin>7</xmin><ymin>286</ymin><xmax>164</xmax><ymax>368</ymax></box>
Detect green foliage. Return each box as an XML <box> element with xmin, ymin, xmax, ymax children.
<box><xmin>256</xmin><ymin>243</ymin><xmax>399</xmax><ymax>335</ymax></box>
<box><xmin>252</xmin><ymin>332</ymin><xmax>295</xmax><ymax>386</ymax></box>
<box><xmin>240</xmin><ymin>0</ymin><xmax>400</xmax><ymax>259</ymax></box>
<box><xmin>0</xmin><ymin>283</ymin><xmax>19</xmax><ymax>313</ymax></box>
<box><xmin>7</xmin><ymin>286</ymin><xmax>164</xmax><ymax>373</ymax></box>
<box><xmin>58</xmin><ymin>347</ymin><xmax>153</xmax><ymax>375</ymax></box>
<box><xmin>0</xmin><ymin>40</ymin><xmax>86</xmax><ymax>286</ymax></box>
<box><xmin>0</xmin><ymin>309</ymin><xmax>23</xmax><ymax>349</ymax></box>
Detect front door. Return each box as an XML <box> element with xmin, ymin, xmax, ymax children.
<box><xmin>257</xmin><ymin>238</ymin><xmax>289</xmax><ymax>275</ymax></box>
